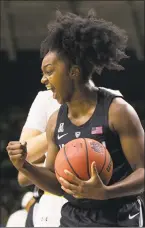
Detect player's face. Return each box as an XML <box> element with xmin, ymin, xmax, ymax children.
<box><xmin>41</xmin><ymin>51</ymin><xmax>74</xmax><ymax>104</ymax></box>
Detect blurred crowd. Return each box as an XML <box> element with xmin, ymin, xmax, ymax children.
<box><xmin>0</xmin><ymin>106</ymin><xmax>31</xmax><ymax>227</ymax></box>
<box><xmin>0</xmin><ymin>101</ymin><xmax>144</xmax><ymax>226</ymax></box>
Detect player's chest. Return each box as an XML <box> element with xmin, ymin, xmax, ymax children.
<box><xmin>56</xmin><ymin>122</ymin><xmax>106</xmax><ymax>149</ymax></box>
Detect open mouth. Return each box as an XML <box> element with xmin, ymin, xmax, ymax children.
<box><xmin>46</xmin><ymin>84</ymin><xmax>57</xmax><ymax>99</ymax></box>
<box><xmin>46</xmin><ymin>84</ymin><xmax>55</xmax><ymax>92</ymax></box>
<box><xmin>46</xmin><ymin>84</ymin><xmax>51</xmax><ymax>90</ymax></box>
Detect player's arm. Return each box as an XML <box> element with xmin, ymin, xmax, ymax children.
<box><xmin>18</xmin><ymin>158</ymin><xmax>45</xmax><ymax>186</ymax></box>
<box><xmin>17</xmin><ymin>91</ymin><xmax>49</xmax><ymax>186</ymax></box>
<box><xmin>106</xmin><ymin>97</ymin><xmax>144</xmax><ymax>199</ymax></box>
<box><xmin>20</xmin><ymin>130</ymin><xmax>47</xmax><ymax>162</ymax></box>
<box><xmin>19</xmin><ymin>91</ymin><xmax>51</xmax><ymax>162</ymax></box>
<box><xmin>7</xmin><ymin>111</ymin><xmax>63</xmax><ymax>196</ymax></box>
<box><xmin>18</xmin><ymin>129</ymin><xmax>47</xmax><ymax>186</ymax></box>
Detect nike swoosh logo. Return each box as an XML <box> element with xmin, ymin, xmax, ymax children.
<box><xmin>129</xmin><ymin>212</ymin><xmax>139</xmax><ymax>219</ymax></box>
<box><xmin>57</xmin><ymin>133</ymin><xmax>68</xmax><ymax>140</ymax></box>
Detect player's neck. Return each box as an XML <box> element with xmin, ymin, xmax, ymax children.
<box><xmin>67</xmin><ymin>85</ymin><xmax>97</xmax><ymax>118</ymax></box>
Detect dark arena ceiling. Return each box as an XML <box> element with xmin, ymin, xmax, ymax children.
<box><xmin>0</xmin><ymin>0</ymin><xmax>144</xmax><ymax>61</ymax></box>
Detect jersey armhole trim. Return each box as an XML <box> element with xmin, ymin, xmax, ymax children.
<box><xmin>137</xmin><ymin>198</ymin><xmax>144</xmax><ymax>227</ymax></box>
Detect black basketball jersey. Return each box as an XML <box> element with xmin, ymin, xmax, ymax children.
<box><xmin>54</xmin><ymin>87</ymin><xmax>136</xmax><ymax>208</ymax></box>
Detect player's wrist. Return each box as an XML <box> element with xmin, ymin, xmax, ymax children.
<box><xmin>19</xmin><ymin>160</ymin><xmax>32</xmax><ymax>171</ymax></box>
<box><xmin>104</xmin><ymin>184</ymin><xmax>121</xmax><ymax>199</ymax></box>
<box><xmin>102</xmin><ymin>185</ymin><xmax>112</xmax><ymax>200</ymax></box>
<box><xmin>94</xmin><ymin>185</ymin><xmax>110</xmax><ymax>200</ymax></box>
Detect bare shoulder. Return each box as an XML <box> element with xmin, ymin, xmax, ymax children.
<box><xmin>109</xmin><ymin>97</ymin><xmax>135</xmax><ymax>117</ymax></box>
<box><xmin>109</xmin><ymin>97</ymin><xmax>143</xmax><ymax>134</ymax></box>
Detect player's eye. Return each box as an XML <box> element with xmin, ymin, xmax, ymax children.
<box><xmin>41</xmin><ymin>71</ymin><xmax>52</xmax><ymax>78</ymax></box>
<box><xmin>46</xmin><ymin>71</ymin><xmax>53</xmax><ymax>76</ymax></box>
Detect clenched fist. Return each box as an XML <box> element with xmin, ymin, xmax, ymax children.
<box><xmin>6</xmin><ymin>141</ymin><xmax>27</xmax><ymax>170</ymax></box>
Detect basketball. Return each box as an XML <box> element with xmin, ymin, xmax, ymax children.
<box><xmin>55</xmin><ymin>138</ymin><xmax>113</xmax><ymax>185</ymax></box>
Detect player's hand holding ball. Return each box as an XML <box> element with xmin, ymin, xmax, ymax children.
<box><xmin>59</xmin><ymin>161</ymin><xmax>109</xmax><ymax>200</ymax></box>
<box><xmin>55</xmin><ymin>138</ymin><xmax>113</xmax><ymax>200</ymax></box>
<box><xmin>6</xmin><ymin>141</ymin><xmax>27</xmax><ymax>170</ymax></box>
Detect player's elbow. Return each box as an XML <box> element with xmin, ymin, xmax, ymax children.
<box><xmin>17</xmin><ymin>172</ymin><xmax>32</xmax><ymax>187</ymax></box>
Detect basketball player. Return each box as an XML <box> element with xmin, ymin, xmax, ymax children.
<box><xmin>7</xmin><ymin>11</ymin><xmax>144</xmax><ymax>227</ymax></box>
<box><xmin>18</xmin><ymin>90</ymin><xmax>67</xmax><ymax>226</ymax></box>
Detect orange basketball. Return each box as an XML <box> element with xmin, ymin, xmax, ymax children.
<box><xmin>55</xmin><ymin>138</ymin><xmax>113</xmax><ymax>185</ymax></box>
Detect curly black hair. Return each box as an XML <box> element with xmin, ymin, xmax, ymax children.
<box><xmin>40</xmin><ymin>10</ymin><xmax>129</xmax><ymax>82</ymax></box>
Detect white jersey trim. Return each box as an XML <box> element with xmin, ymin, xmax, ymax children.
<box><xmin>137</xmin><ymin>198</ymin><xmax>143</xmax><ymax>227</ymax></box>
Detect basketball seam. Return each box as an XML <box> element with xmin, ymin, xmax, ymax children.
<box><xmin>98</xmin><ymin>147</ymin><xmax>107</xmax><ymax>175</ymax></box>
<box><xmin>55</xmin><ymin>168</ymin><xmax>61</xmax><ymax>177</ymax></box>
<box><xmin>83</xmin><ymin>138</ymin><xmax>91</xmax><ymax>179</ymax></box>
<box><xmin>63</xmin><ymin>145</ymin><xmax>81</xmax><ymax>179</ymax></box>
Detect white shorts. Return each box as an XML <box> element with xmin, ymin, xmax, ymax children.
<box><xmin>34</xmin><ymin>193</ymin><xmax>67</xmax><ymax>227</ymax></box>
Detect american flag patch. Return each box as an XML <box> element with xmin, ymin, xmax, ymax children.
<box><xmin>91</xmin><ymin>126</ymin><xmax>103</xmax><ymax>134</ymax></box>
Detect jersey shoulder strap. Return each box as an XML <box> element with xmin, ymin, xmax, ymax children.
<box><xmin>54</xmin><ymin>104</ymin><xmax>67</xmax><ymax>143</ymax></box>
<box><xmin>97</xmin><ymin>87</ymin><xmax>124</xmax><ymax>125</ymax></box>
<box><xmin>98</xmin><ymin>87</ymin><xmax>123</xmax><ymax>107</ymax></box>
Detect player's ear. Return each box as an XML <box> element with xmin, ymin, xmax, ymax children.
<box><xmin>69</xmin><ymin>65</ymin><xmax>80</xmax><ymax>80</ymax></box>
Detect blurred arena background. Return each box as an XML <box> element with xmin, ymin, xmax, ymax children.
<box><xmin>0</xmin><ymin>0</ymin><xmax>144</xmax><ymax>226</ymax></box>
